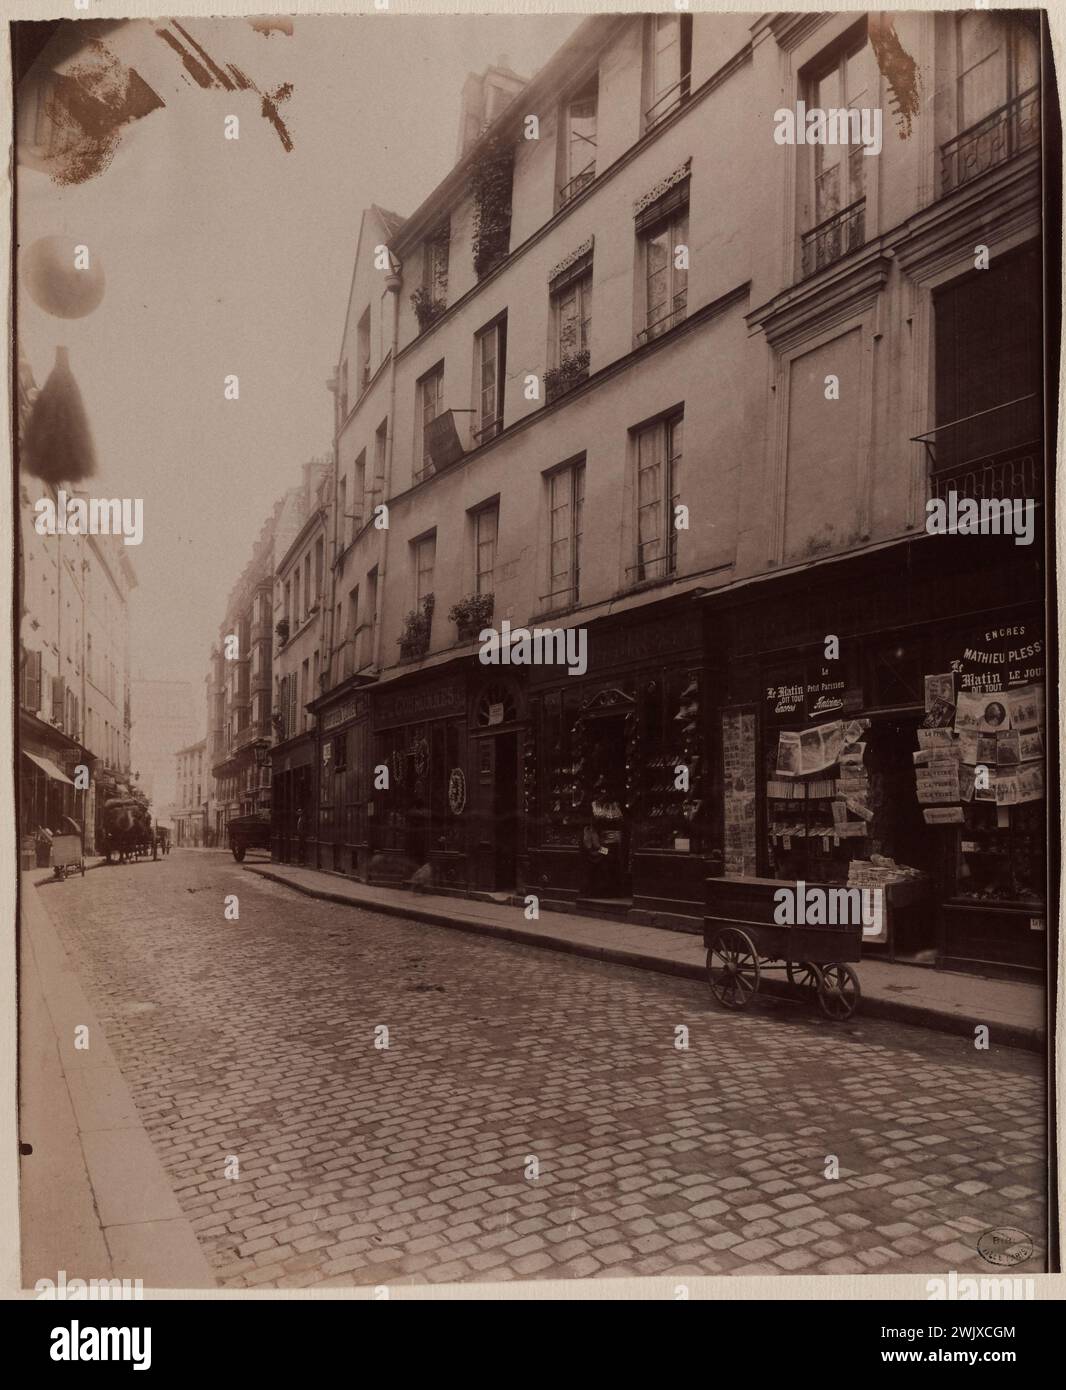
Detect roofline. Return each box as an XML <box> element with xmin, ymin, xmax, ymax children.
<box><xmin>391</xmin><ymin>14</ymin><xmax>627</xmax><ymax>256</ymax></box>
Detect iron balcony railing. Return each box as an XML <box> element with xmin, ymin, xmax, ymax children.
<box><xmin>800</xmin><ymin>197</ymin><xmax>865</xmax><ymax>278</ymax></box>
<box><xmin>627</xmin><ymin>547</ymin><xmax>677</xmax><ymax>585</ymax></box>
<box><xmin>911</xmin><ymin>394</ymin><xmax>1043</xmax><ymax>503</ymax></box>
<box><xmin>941</xmin><ymin>85</ymin><xmax>1040</xmax><ymax>195</ymax></box>
<box><xmin>635</xmin><ymin>292</ymin><xmax>688</xmax><ymax>348</ymax></box>
<box><xmin>558</xmin><ymin>162</ymin><xmax>596</xmax><ymax>207</ymax></box>
<box><xmin>645</xmin><ymin>72</ymin><xmax>691</xmax><ymax>130</ymax></box>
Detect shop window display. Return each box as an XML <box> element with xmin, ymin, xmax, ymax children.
<box><xmin>634</xmin><ymin>672</ymin><xmax>703</xmax><ymax>852</ymax></box>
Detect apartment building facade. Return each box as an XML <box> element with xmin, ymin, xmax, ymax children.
<box><xmin>17</xmin><ymin>353</ymin><xmax>138</xmax><ymax>855</ymax></box>
<box><xmin>305</xmin><ymin>9</ymin><xmax>1047</xmax><ymax>976</ymax></box>
<box><xmin>173</xmin><ymin>738</ymin><xmax>207</xmax><ymax>846</ymax></box>
<box><xmin>270</xmin><ymin>457</ymin><xmax>332</xmax><ymax>862</ymax></box>
<box><xmin>208</xmin><ymin>496</ymin><xmax>302</xmax><ymax>840</ymax></box>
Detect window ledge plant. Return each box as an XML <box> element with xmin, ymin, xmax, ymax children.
<box><xmin>544</xmin><ymin>348</ymin><xmax>590</xmax><ymax>403</ymax></box>
<box><xmin>398</xmin><ymin>593</ymin><xmax>435</xmax><ymax>660</ymax></box>
<box><xmin>411</xmin><ymin>285</ymin><xmax>448</xmax><ymax>333</ymax></box>
<box><xmin>449</xmin><ymin>592</ymin><xmax>494</xmax><ymax>643</ymax></box>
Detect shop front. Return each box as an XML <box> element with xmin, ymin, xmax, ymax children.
<box><xmin>19</xmin><ymin>710</ymin><xmax>90</xmax><ymax>865</ymax></box>
<box><xmin>710</xmin><ymin>532</ymin><xmax>1047</xmax><ymax>978</ymax></box>
<box><xmin>269</xmin><ymin>732</ymin><xmax>316</xmax><ymax>865</ymax></box>
<box><xmin>369</xmin><ymin>668</ymin><xmax>471</xmax><ymax>887</ymax></box>
<box><xmin>312</xmin><ymin>685</ymin><xmax>371</xmax><ymax>878</ymax></box>
<box><xmin>523</xmin><ymin>598</ymin><xmax>708</xmax><ymax>929</ymax></box>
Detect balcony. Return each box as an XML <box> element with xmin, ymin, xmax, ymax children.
<box><xmin>911</xmin><ymin>395</ymin><xmax>1042</xmax><ymax>504</ymax></box>
<box><xmin>635</xmin><ymin>294</ymin><xmax>687</xmax><ymax>348</ymax></box>
<box><xmin>645</xmin><ymin>73</ymin><xmax>691</xmax><ymax>131</ymax></box>
<box><xmin>558</xmin><ymin>163</ymin><xmax>595</xmax><ymax>208</ymax></box>
<box><xmin>800</xmin><ymin>198</ymin><xmax>865</xmax><ymax>278</ymax></box>
<box><xmin>941</xmin><ymin>86</ymin><xmax>1040</xmax><ymax>195</ymax></box>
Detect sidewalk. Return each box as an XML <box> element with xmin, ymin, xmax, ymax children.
<box><xmin>19</xmin><ymin>874</ymin><xmax>215</xmax><ymax>1292</ymax></box>
<box><xmin>246</xmin><ymin>860</ymin><xmax>1046</xmax><ymax>1052</ymax></box>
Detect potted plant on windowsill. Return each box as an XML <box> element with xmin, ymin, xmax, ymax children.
<box><xmin>543</xmin><ymin>348</ymin><xmax>590</xmax><ymax>404</ymax></box>
<box><xmin>398</xmin><ymin>594</ymin><xmax>434</xmax><ymax>661</ymax></box>
<box><xmin>449</xmin><ymin>593</ymin><xmax>494</xmax><ymax>644</ymax></box>
<box><xmin>275</xmin><ymin>618</ymin><xmax>290</xmax><ymax>646</ymax></box>
<box><xmin>471</xmin><ymin>137</ymin><xmax>514</xmax><ymax>280</ymax></box>
<box><xmin>411</xmin><ymin>286</ymin><xmax>448</xmax><ymax>333</ymax></box>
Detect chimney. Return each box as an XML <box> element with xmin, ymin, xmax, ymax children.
<box><xmin>455</xmin><ymin>61</ymin><xmax>527</xmax><ymax>162</ymax></box>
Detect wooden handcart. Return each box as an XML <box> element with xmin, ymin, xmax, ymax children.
<box><xmin>704</xmin><ymin>876</ymin><xmax>862</xmax><ymax>1020</ymax></box>
<box><xmin>51</xmin><ymin>832</ymin><xmax>85</xmax><ymax>880</ymax></box>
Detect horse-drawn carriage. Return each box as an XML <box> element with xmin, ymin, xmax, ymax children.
<box><xmin>99</xmin><ymin>797</ymin><xmax>158</xmax><ymax>864</ymax></box>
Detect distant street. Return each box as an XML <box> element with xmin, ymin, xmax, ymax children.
<box><xmin>34</xmin><ymin>848</ymin><xmax>1046</xmax><ymax>1287</ymax></box>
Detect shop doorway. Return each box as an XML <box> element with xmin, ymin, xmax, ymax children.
<box><xmin>493</xmin><ymin>731</ymin><xmax>519</xmax><ymax>891</ymax></box>
<box><xmin>579</xmin><ymin>711</ymin><xmax>631</xmax><ymax>903</ymax></box>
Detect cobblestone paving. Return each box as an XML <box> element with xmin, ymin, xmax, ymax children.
<box><xmin>36</xmin><ymin>849</ymin><xmax>1046</xmax><ymax>1287</ymax></box>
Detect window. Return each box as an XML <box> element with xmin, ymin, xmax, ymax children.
<box><xmin>634</xmin><ymin>412</ymin><xmax>684</xmax><ymax>582</ymax></box>
<box><xmin>423</xmin><ymin>223</ymin><xmax>450</xmax><ymax>303</ymax></box>
<box><xmin>475</xmin><ymin>317</ymin><xmax>506</xmax><ymax>442</ymax></box>
<box><xmin>415</xmin><ymin>532</ymin><xmax>436</xmax><ymax>607</ymax></box>
<box><xmin>645</xmin><ymin>13</ymin><xmax>692</xmax><ymax>129</ymax></box>
<box><xmin>303</xmin><ymin>553</ymin><xmax>312</xmax><ymax>613</ymax></box>
<box><xmin>560</xmin><ymin>81</ymin><xmax>598</xmax><ymax>205</ymax></box>
<box><xmin>292</xmin><ymin>569</ymin><xmax>301</xmax><ymax>625</ymax></box>
<box><xmin>475</xmin><ymin>504</ymin><xmax>499</xmax><ymax>596</ymax></box>
<box><xmin>283</xmin><ymin>580</ymin><xmax>291</xmax><ymax>624</ymax></box>
<box><xmin>337</xmin><ymin>476</ymin><xmax>348</xmax><ymax>552</ymax></box>
<box><xmin>364</xmin><ymin>567</ymin><xmax>378</xmax><ymax>667</ymax></box>
<box><xmin>347</xmin><ymin>586</ymin><xmax>360</xmax><ymax>669</ymax></box>
<box><xmin>338</xmin><ymin>360</ymin><xmax>349</xmax><ymax>421</ymax></box>
<box><xmin>301</xmin><ymin>659</ymin><xmax>310</xmax><ymax>730</ymax></box>
<box><xmin>314</xmin><ymin>539</ymin><xmax>324</xmax><ymax>603</ymax></box>
<box><xmin>372</xmin><ymin>422</ymin><xmax>387</xmax><ymax>503</ymax></box>
<box><xmin>417</xmin><ymin>366</ymin><xmax>445</xmax><ymax>480</ymax></box>
<box><xmin>800</xmin><ymin>32</ymin><xmax>871</xmax><ymax>274</ymax></box>
<box><xmin>357</xmin><ymin>308</ymin><xmax>371</xmax><ymax>393</ymax></box>
<box><xmin>641</xmin><ymin>204</ymin><xmax>688</xmax><ymax>342</ymax></box>
<box><xmin>555</xmin><ymin>265</ymin><xmax>594</xmax><ymax>369</ymax></box>
<box><xmin>942</xmin><ymin>13</ymin><xmax>1039</xmax><ymax>192</ymax></box>
<box><xmin>547</xmin><ymin>460</ymin><xmax>585</xmax><ymax>607</ymax></box>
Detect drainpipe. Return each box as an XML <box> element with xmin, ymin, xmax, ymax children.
<box><xmin>373</xmin><ymin>252</ymin><xmax>403</xmax><ymax>672</ymax></box>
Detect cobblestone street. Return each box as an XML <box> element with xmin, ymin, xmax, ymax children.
<box><xmin>31</xmin><ymin>849</ymin><xmax>1046</xmax><ymax>1288</ymax></box>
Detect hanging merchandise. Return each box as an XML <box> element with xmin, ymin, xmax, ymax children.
<box><xmin>447</xmin><ymin>768</ymin><xmax>467</xmax><ymax>816</ymax></box>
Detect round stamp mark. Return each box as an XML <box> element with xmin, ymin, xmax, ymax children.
<box><xmin>978</xmin><ymin>1228</ymin><xmax>1034</xmax><ymax>1267</ymax></box>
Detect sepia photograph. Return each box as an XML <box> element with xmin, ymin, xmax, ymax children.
<box><xmin>6</xmin><ymin>1</ymin><xmax>1061</xmax><ymax>1325</ymax></box>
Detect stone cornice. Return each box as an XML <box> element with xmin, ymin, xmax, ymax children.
<box><xmin>747</xmin><ymin>244</ymin><xmax>893</xmax><ymax>350</ymax></box>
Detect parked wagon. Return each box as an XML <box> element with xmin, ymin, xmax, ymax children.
<box><xmin>704</xmin><ymin>876</ymin><xmax>862</xmax><ymax>1020</ymax></box>
<box><xmin>51</xmin><ymin>832</ymin><xmax>85</xmax><ymax>880</ymax></box>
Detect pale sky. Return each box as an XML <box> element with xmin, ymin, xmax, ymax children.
<box><xmin>17</xmin><ymin>13</ymin><xmax>581</xmax><ymax>731</ymax></box>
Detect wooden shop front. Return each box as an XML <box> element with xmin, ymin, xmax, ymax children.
<box><xmin>522</xmin><ymin>597</ymin><xmax>709</xmax><ymax>930</ymax></box>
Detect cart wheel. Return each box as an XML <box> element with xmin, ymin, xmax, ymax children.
<box><xmin>817</xmin><ymin>963</ymin><xmax>861</xmax><ymax>1021</ymax></box>
<box><xmin>706</xmin><ymin>927</ymin><xmax>760</xmax><ymax>1010</ymax></box>
<box><xmin>786</xmin><ymin>960</ymin><xmax>820</xmax><ymax>992</ymax></box>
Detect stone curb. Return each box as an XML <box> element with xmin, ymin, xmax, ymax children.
<box><xmin>246</xmin><ymin>867</ymin><xmax>1044</xmax><ymax>1054</ymax></box>
<box><xmin>20</xmin><ymin>877</ymin><xmax>216</xmax><ymax>1292</ymax></box>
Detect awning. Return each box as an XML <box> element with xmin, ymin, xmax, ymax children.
<box><xmin>22</xmin><ymin>750</ymin><xmax>75</xmax><ymax>785</ymax></box>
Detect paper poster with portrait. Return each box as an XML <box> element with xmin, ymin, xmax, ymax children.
<box><xmin>977</xmin><ymin>696</ymin><xmax>1011</xmax><ymax>733</ymax></box>
<box><xmin>924</xmin><ymin>673</ymin><xmax>955</xmax><ymax>712</ymax></box>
